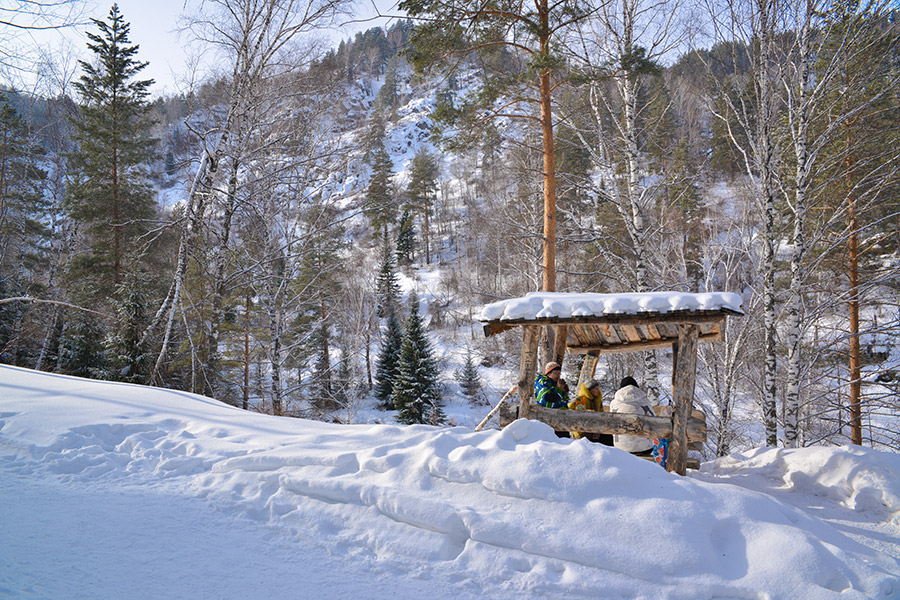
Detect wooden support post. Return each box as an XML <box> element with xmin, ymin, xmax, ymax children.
<box><xmin>669</xmin><ymin>324</ymin><xmax>699</xmax><ymax>475</ymax></box>
<box><xmin>553</xmin><ymin>325</ymin><xmax>568</xmax><ymax>365</ymax></box>
<box><xmin>518</xmin><ymin>325</ymin><xmax>540</xmax><ymax>420</ymax></box>
<box><xmin>576</xmin><ymin>351</ymin><xmax>599</xmax><ymax>390</ymax></box>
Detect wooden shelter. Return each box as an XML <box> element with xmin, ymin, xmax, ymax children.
<box><xmin>477</xmin><ymin>292</ymin><xmax>743</xmax><ymax>475</ymax></box>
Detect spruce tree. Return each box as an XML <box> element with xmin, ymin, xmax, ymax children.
<box><xmin>58</xmin><ymin>314</ymin><xmax>110</xmax><ymax>379</ymax></box>
<box><xmin>395</xmin><ymin>208</ymin><xmax>416</xmax><ymax>266</ymax></box>
<box><xmin>107</xmin><ymin>273</ymin><xmax>148</xmax><ymax>382</ymax></box>
<box><xmin>455</xmin><ymin>348</ymin><xmax>483</xmax><ymax>404</ymax></box>
<box><xmin>392</xmin><ymin>291</ymin><xmax>444</xmax><ymax>425</ymax></box>
<box><xmin>67</xmin><ymin>3</ymin><xmax>157</xmax><ymax>291</ymax></box>
<box><xmin>374</xmin><ymin>312</ymin><xmax>403</xmax><ymax>409</ymax></box>
<box><xmin>374</xmin><ymin>240</ymin><xmax>401</xmax><ymax>319</ymax></box>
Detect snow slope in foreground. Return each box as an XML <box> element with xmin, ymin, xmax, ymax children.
<box><xmin>1</xmin><ymin>365</ymin><xmax>898</xmax><ymax>600</ymax></box>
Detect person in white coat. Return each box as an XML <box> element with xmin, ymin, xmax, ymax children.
<box><xmin>610</xmin><ymin>377</ymin><xmax>655</xmax><ymax>454</ymax></box>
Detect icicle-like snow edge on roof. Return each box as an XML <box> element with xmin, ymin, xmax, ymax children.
<box><xmin>476</xmin><ymin>291</ymin><xmax>744</xmax><ymax>322</ymax></box>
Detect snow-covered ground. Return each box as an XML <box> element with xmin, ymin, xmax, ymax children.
<box><xmin>1</xmin><ymin>364</ymin><xmax>898</xmax><ymax>599</ymax></box>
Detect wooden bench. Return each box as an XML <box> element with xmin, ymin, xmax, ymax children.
<box><xmin>499</xmin><ymin>400</ymin><xmax>707</xmax><ymax>469</ymax></box>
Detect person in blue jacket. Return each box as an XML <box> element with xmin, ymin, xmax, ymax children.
<box><xmin>534</xmin><ymin>361</ymin><xmax>570</xmax><ymax>409</ymax></box>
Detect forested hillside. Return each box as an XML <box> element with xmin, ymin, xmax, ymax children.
<box><xmin>1</xmin><ymin>0</ymin><xmax>899</xmax><ymax>458</ymax></box>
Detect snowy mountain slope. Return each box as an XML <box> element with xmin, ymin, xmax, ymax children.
<box><xmin>1</xmin><ymin>365</ymin><xmax>898</xmax><ymax>599</ymax></box>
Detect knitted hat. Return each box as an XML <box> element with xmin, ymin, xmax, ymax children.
<box><xmin>544</xmin><ymin>361</ymin><xmax>561</xmax><ymax>375</ymax></box>
<box><xmin>586</xmin><ymin>379</ymin><xmax>602</xmax><ymax>391</ymax></box>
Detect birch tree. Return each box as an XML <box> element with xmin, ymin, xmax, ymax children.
<box><xmin>569</xmin><ymin>0</ymin><xmax>692</xmax><ymax>400</ymax></box>
<box><xmin>703</xmin><ymin>0</ymin><xmax>784</xmax><ymax>445</ymax></box>
<box><xmin>144</xmin><ymin>0</ymin><xmax>351</xmax><ymax>385</ymax></box>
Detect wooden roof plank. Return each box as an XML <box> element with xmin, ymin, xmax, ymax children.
<box><xmin>568</xmin><ymin>332</ymin><xmax>722</xmax><ymax>354</ymax></box>
<box><xmin>599</xmin><ymin>323</ymin><xmax>623</xmax><ymax>345</ymax></box>
<box><xmin>621</xmin><ymin>324</ymin><xmax>643</xmax><ymax>343</ymax></box>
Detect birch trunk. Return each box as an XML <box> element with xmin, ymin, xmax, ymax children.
<box><xmin>619</xmin><ymin>2</ymin><xmax>659</xmax><ymax>402</ymax></box>
<box><xmin>755</xmin><ymin>0</ymin><xmax>780</xmax><ymax>447</ymax></box>
<box><xmin>784</xmin><ymin>3</ymin><xmax>813</xmax><ymax>448</ymax></box>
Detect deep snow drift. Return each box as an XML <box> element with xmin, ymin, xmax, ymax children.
<box><xmin>1</xmin><ymin>364</ymin><xmax>898</xmax><ymax>599</ymax></box>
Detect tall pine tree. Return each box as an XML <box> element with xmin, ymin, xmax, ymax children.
<box><xmin>392</xmin><ymin>290</ymin><xmax>444</xmax><ymax>425</ymax></box>
<box><xmin>364</xmin><ymin>138</ymin><xmax>396</xmax><ymax>236</ymax></box>
<box><xmin>67</xmin><ymin>3</ymin><xmax>157</xmax><ymax>292</ymax></box>
<box><xmin>405</xmin><ymin>148</ymin><xmax>437</xmax><ymax>264</ymax></box>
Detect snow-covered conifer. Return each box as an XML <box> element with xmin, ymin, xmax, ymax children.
<box><xmin>375</xmin><ymin>241</ymin><xmax>402</xmax><ymax>319</ymax></box>
<box><xmin>374</xmin><ymin>312</ymin><xmax>403</xmax><ymax>410</ymax></box>
<box><xmin>392</xmin><ymin>291</ymin><xmax>444</xmax><ymax>425</ymax></box>
<box><xmin>58</xmin><ymin>314</ymin><xmax>109</xmax><ymax>379</ymax></box>
<box><xmin>455</xmin><ymin>348</ymin><xmax>483</xmax><ymax>404</ymax></box>
<box><xmin>396</xmin><ymin>209</ymin><xmax>416</xmax><ymax>266</ymax></box>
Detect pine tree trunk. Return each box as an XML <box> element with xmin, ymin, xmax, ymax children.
<box><xmin>243</xmin><ymin>290</ymin><xmax>251</xmax><ymax>411</ymax></box>
<box><xmin>112</xmin><ymin>90</ymin><xmax>121</xmax><ymax>286</ymax></box>
<box><xmin>847</xmin><ymin>125</ymin><xmax>863</xmax><ymax>446</ymax></box>
<box><xmin>538</xmin><ymin>0</ymin><xmax>557</xmax><ymax>294</ymax></box>
<box><xmin>423</xmin><ymin>185</ymin><xmax>430</xmax><ymax>265</ymax></box>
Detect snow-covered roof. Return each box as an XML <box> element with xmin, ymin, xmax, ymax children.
<box><xmin>477</xmin><ymin>291</ymin><xmax>744</xmax><ymax>323</ymax></box>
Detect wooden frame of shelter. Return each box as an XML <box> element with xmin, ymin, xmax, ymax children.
<box><xmin>479</xmin><ymin>302</ymin><xmax>742</xmax><ymax>475</ymax></box>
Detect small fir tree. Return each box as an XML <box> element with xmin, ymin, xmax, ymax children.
<box><xmin>107</xmin><ymin>273</ymin><xmax>148</xmax><ymax>382</ymax></box>
<box><xmin>58</xmin><ymin>314</ymin><xmax>110</xmax><ymax>379</ymax></box>
<box><xmin>374</xmin><ymin>240</ymin><xmax>401</xmax><ymax>319</ymax></box>
<box><xmin>311</xmin><ymin>320</ymin><xmax>336</xmax><ymax>411</ymax></box>
<box><xmin>392</xmin><ymin>291</ymin><xmax>444</xmax><ymax>425</ymax></box>
<box><xmin>395</xmin><ymin>208</ymin><xmax>416</xmax><ymax>266</ymax></box>
<box><xmin>374</xmin><ymin>312</ymin><xmax>403</xmax><ymax>409</ymax></box>
<box><xmin>455</xmin><ymin>348</ymin><xmax>483</xmax><ymax>404</ymax></box>
<box><xmin>334</xmin><ymin>350</ymin><xmax>353</xmax><ymax>408</ymax></box>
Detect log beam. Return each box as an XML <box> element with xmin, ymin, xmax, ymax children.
<box><xmin>528</xmin><ymin>404</ymin><xmax>706</xmax><ymax>442</ymax></box>
<box><xmin>669</xmin><ymin>324</ymin><xmax>699</xmax><ymax>475</ymax></box>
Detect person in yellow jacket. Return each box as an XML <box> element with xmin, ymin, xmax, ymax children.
<box><xmin>568</xmin><ymin>379</ymin><xmax>614</xmax><ymax>445</ymax></box>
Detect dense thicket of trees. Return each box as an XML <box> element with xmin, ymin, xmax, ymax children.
<box><xmin>1</xmin><ymin>1</ymin><xmax>898</xmax><ymax>451</ymax></box>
